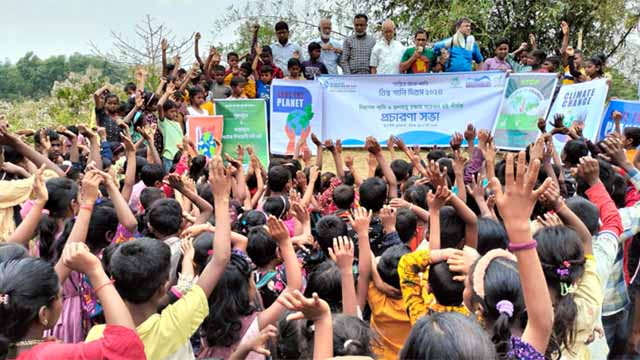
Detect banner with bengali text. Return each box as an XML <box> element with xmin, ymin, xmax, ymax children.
<box><xmin>214</xmin><ymin>99</ymin><xmax>270</xmax><ymax>168</ymax></box>
<box><xmin>491</xmin><ymin>73</ymin><xmax>558</xmax><ymax>150</ymax></box>
<box><xmin>317</xmin><ymin>72</ymin><xmax>506</xmax><ymax>146</ymax></box>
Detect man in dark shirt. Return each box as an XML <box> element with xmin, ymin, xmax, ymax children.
<box><xmin>301</xmin><ymin>42</ymin><xmax>329</xmax><ymax>80</ymax></box>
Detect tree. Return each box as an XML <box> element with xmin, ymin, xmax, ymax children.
<box><xmin>90</xmin><ymin>15</ymin><xmax>194</xmax><ymax>68</ymax></box>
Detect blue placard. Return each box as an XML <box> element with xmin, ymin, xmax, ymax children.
<box><xmin>597</xmin><ymin>100</ymin><xmax>640</xmax><ymax>140</ymax></box>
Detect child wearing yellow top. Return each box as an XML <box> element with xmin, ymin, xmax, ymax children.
<box><xmin>85</xmin><ymin>161</ymin><xmax>233</xmax><ymax>360</ymax></box>
<box><xmin>224</xmin><ymin>63</ymin><xmax>256</xmax><ymax>98</ymax></box>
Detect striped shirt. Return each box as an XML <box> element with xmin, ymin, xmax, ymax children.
<box><xmin>340</xmin><ymin>33</ymin><xmax>376</xmax><ymax>74</ymax></box>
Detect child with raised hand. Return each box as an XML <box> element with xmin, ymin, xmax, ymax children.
<box><xmin>398</xmin><ymin>185</ymin><xmax>469</xmax><ymax>325</ymax></box>
<box><xmin>0</xmin><ymin>242</ymin><xmax>145</xmax><ymax>359</ymax></box>
<box><xmin>535</xmin><ymin>178</ymin><xmax>603</xmax><ymax>359</ymax></box>
<box><xmin>473</xmin><ymin>151</ymin><xmax>553</xmax><ymax>359</ymax></box>
<box><xmin>198</xmin><ymin>215</ymin><xmax>302</xmax><ymax>359</ymax></box>
<box><xmin>277</xmin><ymin>290</ymin><xmax>333</xmax><ymax>360</ymax></box>
<box><xmin>84</xmin><ymin>154</ymin><xmax>232</xmax><ymax>360</ymax></box>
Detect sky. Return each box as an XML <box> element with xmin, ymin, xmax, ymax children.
<box><xmin>1</xmin><ymin>0</ymin><xmax>238</xmax><ymax>63</ymax></box>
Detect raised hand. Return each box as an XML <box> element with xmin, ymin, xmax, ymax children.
<box><xmin>427</xmin><ymin>185</ymin><xmax>453</xmax><ymax>211</ymax></box>
<box><xmin>62</xmin><ymin>242</ymin><xmax>102</xmax><ymax>275</ymax></box>
<box><xmin>464</xmin><ymin>123</ymin><xmax>476</xmax><ymax>146</ymax></box>
<box><xmin>180</xmin><ymin>235</ymin><xmax>196</xmax><ymax>263</ymax></box>
<box><xmin>209</xmin><ymin>155</ymin><xmax>232</xmax><ymax>198</ymax></box>
<box><xmin>278</xmin><ymin>290</ymin><xmax>331</xmax><ymax>322</ymax></box>
<box><xmin>379</xmin><ymin>205</ymin><xmax>396</xmax><ymax>232</ymax></box>
<box><xmin>81</xmin><ymin>170</ymin><xmax>103</xmax><ymax>205</ymax></box>
<box><xmin>449</xmin><ymin>132</ymin><xmax>463</xmax><ymax>151</ymax></box>
<box><xmin>327</xmin><ymin>236</ymin><xmax>354</xmax><ymax>270</ymax></box>
<box><xmin>267</xmin><ymin>215</ymin><xmax>291</xmax><ymax>245</ymax></box>
<box><xmin>324</xmin><ymin>139</ymin><xmax>335</xmax><ymax>153</ymax></box>
<box><xmin>466</xmin><ymin>173</ymin><xmax>486</xmax><ymax>201</ymax></box>
<box><xmin>311</xmin><ymin>133</ymin><xmax>322</xmax><ymax>147</ymax></box>
<box><xmin>529</xmin><ymin>136</ymin><xmax>545</xmax><ymax>162</ymax></box>
<box><xmin>364</xmin><ymin>136</ymin><xmax>381</xmax><ymax>155</ymax></box>
<box><xmin>427</xmin><ymin>160</ymin><xmax>447</xmax><ymax>190</ymax></box>
<box><xmin>537</xmin><ymin>117</ymin><xmax>547</xmax><ymax>133</ymax></box>
<box><xmin>161</xmin><ymin>39</ymin><xmax>169</xmax><ymax>51</ymax></box>
<box><xmin>600</xmin><ymin>135</ymin><xmax>629</xmax><ymax>167</ymax></box>
<box><xmin>349</xmin><ymin>206</ymin><xmax>372</xmax><ymax>235</ymax></box>
<box><xmin>577</xmin><ymin>156</ymin><xmax>600</xmax><ymax>187</ymax></box>
<box><xmin>536</xmin><ymin>212</ymin><xmax>563</xmax><ymax>228</ymax></box>
<box><xmin>33</xmin><ymin>165</ymin><xmax>48</xmax><ymax>205</ymax></box>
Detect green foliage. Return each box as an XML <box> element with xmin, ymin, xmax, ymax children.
<box><xmin>609</xmin><ymin>68</ymin><xmax>638</xmax><ymax>100</ymax></box>
<box><xmin>2</xmin><ymin>66</ymin><xmax>125</xmax><ymax>131</ymax></box>
<box><xmin>0</xmin><ymin>52</ymin><xmax>129</xmax><ymax>101</ymax></box>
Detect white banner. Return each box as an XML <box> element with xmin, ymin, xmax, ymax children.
<box><xmin>546</xmin><ymin>79</ymin><xmax>609</xmax><ymax>150</ymax></box>
<box><xmin>317</xmin><ymin>72</ymin><xmax>506</xmax><ymax>146</ymax></box>
<box><xmin>270</xmin><ymin>79</ymin><xmax>323</xmax><ymax>155</ymax></box>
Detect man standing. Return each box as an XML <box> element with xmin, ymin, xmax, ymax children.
<box><xmin>400</xmin><ymin>29</ymin><xmax>434</xmax><ymax>73</ymax></box>
<box><xmin>369</xmin><ymin>20</ymin><xmax>405</xmax><ymax>74</ymax></box>
<box><xmin>433</xmin><ymin>18</ymin><xmax>484</xmax><ymax>72</ymax></box>
<box><xmin>270</xmin><ymin>21</ymin><xmax>302</xmax><ymax>76</ymax></box>
<box><xmin>340</xmin><ymin>14</ymin><xmax>376</xmax><ymax>74</ymax></box>
<box><xmin>313</xmin><ymin>18</ymin><xmax>342</xmax><ymax>75</ymax></box>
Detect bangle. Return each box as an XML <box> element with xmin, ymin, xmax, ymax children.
<box><xmin>80</xmin><ymin>204</ymin><xmax>94</xmax><ymax>212</ymax></box>
<box><xmin>93</xmin><ymin>280</ymin><xmax>114</xmax><ymax>294</ymax></box>
<box><xmin>508</xmin><ymin>240</ymin><xmax>537</xmax><ymax>252</ymax></box>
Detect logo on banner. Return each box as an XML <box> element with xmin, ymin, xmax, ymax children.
<box><xmin>465</xmin><ymin>76</ymin><xmax>492</xmax><ymax>88</ymax></box>
<box><xmin>507</xmin><ymin>88</ymin><xmax>545</xmax><ymax>115</ymax></box>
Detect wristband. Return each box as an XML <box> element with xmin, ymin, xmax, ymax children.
<box><xmin>80</xmin><ymin>204</ymin><xmax>94</xmax><ymax>212</ymax></box>
<box><xmin>508</xmin><ymin>240</ymin><xmax>537</xmax><ymax>252</ymax></box>
<box><xmin>93</xmin><ymin>280</ymin><xmax>114</xmax><ymax>294</ymax></box>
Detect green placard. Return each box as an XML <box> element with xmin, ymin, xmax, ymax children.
<box><xmin>214</xmin><ymin>99</ymin><xmax>270</xmax><ymax>168</ymax></box>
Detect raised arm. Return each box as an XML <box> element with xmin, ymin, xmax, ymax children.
<box><xmin>7</xmin><ymin>166</ymin><xmax>47</xmax><ymax>246</ymax></box>
<box><xmin>0</xmin><ymin>126</ymin><xmax>64</xmax><ymax>177</ymax></box>
<box><xmin>426</xmin><ymin>186</ymin><xmax>452</xmax><ymax>250</ymax></box>
<box><xmin>366</xmin><ymin>136</ymin><xmax>398</xmax><ymax>198</ymax></box>
<box><xmin>489</xmin><ymin>152</ymin><xmax>553</xmax><ymax>355</ymax></box>
<box><xmin>196</xmin><ymin>155</ymin><xmax>232</xmax><ymax>296</ymax></box>
<box><xmin>98</xmin><ymin>169</ymin><xmax>138</xmax><ymax>233</ymax></box>
<box><xmin>310</xmin><ymin>133</ymin><xmax>324</xmax><ymax>170</ymax></box>
<box><xmin>161</xmin><ymin>39</ymin><xmax>169</xmax><ymax>77</ymax></box>
<box><xmin>167</xmin><ymin>174</ymin><xmax>213</xmax><ymax>225</ymax></box>
<box><xmin>352</xmin><ymin>207</ymin><xmax>373</xmax><ymax>311</ymax></box>
<box><xmin>194</xmin><ymin>32</ymin><xmax>204</xmax><ymax>68</ymax></box>
<box><xmin>55</xmin><ymin>171</ymin><xmax>103</xmax><ymax>284</ymax></box>
<box><xmin>328</xmin><ymin>236</ymin><xmax>357</xmax><ymax>316</ymax></box>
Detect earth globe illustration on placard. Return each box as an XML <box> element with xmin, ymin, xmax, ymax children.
<box><xmin>286</xmin><ymin>104</ymin><xmax>314</xmax><ymax>135</ymax></box>
<box><xmin>197</xmin><ymin>132</ymin><xmax>217</xmax><ymax>158</ymax></box>
<box><xmin>507</xmin><ymin>88</ymin><xmax>544</xmax><ymax>115</ymax></box>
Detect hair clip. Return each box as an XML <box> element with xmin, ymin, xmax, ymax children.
<box><xmin>496</xmin><ymin>300</ymin><xmax>514</xmax><ymax>318</ymax></box>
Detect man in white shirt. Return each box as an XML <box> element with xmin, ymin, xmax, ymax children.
<box><xmin>312</xmin><ymin>18</ymin><xmax>342</xmax><ymax>75</ymax></box>
<box><xmin>270</xmin><ymin>21</ymin><xmax>302</xmax><ymax>76</ymax></box>
<box><xmin>370</xmin><ymin>19</ymin><xmax>405</xmax><ymax>74</ymax></box>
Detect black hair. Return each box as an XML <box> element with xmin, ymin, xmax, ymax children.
<box><xmin>201</xmin><ymin>253</ymin><xmax>256</xmax><ymax>347</ymax></box>
<box><xmin>188</xmin><ymin>86</ymin><xmax>204</xmax><ymax>100</ymax></box>
<box><xmin>534</xmin><ymin>226</ymin><xmax>585</xmax><ymax>357</ymax></box>
<box><xmin>332</xmin><ymin>314</ymin><xmax>374</xmax><ymax>357</ymax></box>
<box><xmin>196</xmin><ymin>182</ymin><xmax>214</xmax><ymax>209</ymax></box>
<box><xmin>193</xmin><ymin>232</ymin><xmax>214</xmax><ymax>275</ymax></box>
<box><xmin>261</xmin><ymin>65</ymin><xmax>274</xmax><ymax>74</ymax></box>
<box><xmin>263</xmin><ymin>196</ymin><xmax>290</xmax><ymax>219</ymax></box>
<box><xmin>455</xmin><ymin>17</ymin><xmax>471</xmax><ymax>28</ymax></box>
<box><xmin>530</xmin><ymin>49</ymin><xmax>547</xmax><ymax>65</ymax></box>
<box><xmin>440</xmin><ymin>206</ymin><xmax>465</xmax><ymax>249</ymax></box>
<box><xmin>0</xmin><ymin>258</ymin><xmax>59</xmax><ymax>358</ymax></box>
<box><xmin>38</xmin><ymin>177</ymin><xmax>78</xmax><ymax>261</ymax></box>
<box><xmin>140</xmin><ymin>163</ymin><xmax>164</xmax><ymax>187</ymax></box>
<box><xmin>189</xmin><ymin>155</ymin><xmax>207</xmax><ymax>182</ymax></box>
<box><xmin>260</xmin><ymin>45</ymin><xmax>273</xmax><ymax>56</ymax></box>
<box><xmin>429</xmin><ymin>262</ymin><xmax>464</xmax><ymax>306</ymax></box>
<box><xmin>147</xmin><ymin>198</ymin><xmax>182</xmax><ymax>237</ymax></box>
<box><xmin>213</xmin><ymin>64</ymin><xmax>226</xmax><ymax>73</ymax></box>
<box><xmin>315</xmin><ymin>215</ymin><xmax>348</xmax><ymax>253</ymax></box>
<box><xmin>268</xmin><ymin>165</ymin><xmax>291</xmax><ymax>193</ymax></box>
<box><xmin>275</xmin><ymin>312</ymin><xmax>313</xmax><ymax>359</ymax></box>
<box><xmin>395</xmin><ymin>208</ymin><xmax>417</xmax><ymax>243</ymax></box>
<box><xmin>390</xmin><ymin>159</ymin><xmax>411</xmax><ymax>182</ymax></box>
<box><xmin>0</xmin><ymin>243</ymin><xmax>28</xmax><ymax>264</ymax></box>
<box><xmin>308</xmin><ymin>42</ymin><xmax>321</xmax><ymax>53</ymax></box>
<box><xmin>546</xmin><ymin>55</ymin><xmax>561</xmax><ymax>70</ymax></box>
<box><xmin>403</xmin><ymin>185</ymin><xmax>428</xmax><ymax>211</ymax></box>
<box><xmin>108</xmin><ymin>237</ymin><xmax>171</xmax><ymax>304</ymax></box>
<box><xmin>576</xmin><ymin>159</ymin><xmax>615</xmax><ymax>197</ymax></box>
<box><xmin>477</xmin><ymin>217</ymin><xmax>508</xmax><ymax>255</ymax></box>
<box><xmin>140</xmin><ymin>187</ymin><xmax>165</xmax><ymax>211</ymax></box>
<box><xmin>496</xmin><ymin>38</ymin><xmax>510</xmax><ymax>47</ymax></box>
<box><xmin>234</xmin><ymin>210</ymin><xmax>268</xmax><ymax>236</ymax></box>
<box><xmin>275</xmin><ymin>21</ymin><xmax>289</xmax><ymax>32</ymax></box>
<box><xmin>359</xmin><ymin>177</ymin><xmax>387</xmax><ymax>212</ymax></box>
<box><xmin>377</xmin><ymin>244</ymin><xmax>410</xmax><ymax>288</ymax></box>
<box><xmin>354</xmin><ymin>13</ymin><xmax>368</xmax><ymax>22</ymax></box>
<box><xmin>287</xmin><ymin>58</ymin><xmax>301</xmax><ymax>70</ymax></box>
<box><xmin>565</xmin><ymin>197</ymin><xmax>599</xmax><ymax>235</ymax></box>
<box><xmin>123</xmin><ymin>82</ymin><xmax>136</xmax><ymax>93</ymax></box>
<box><xmin>2</xmin><ymin>145</ymin><xmax>23</xmax><ymax>164</ymax></box>
<box><xmin>227</xmin><ymin>52</ymin><xmax>239</xmax><ymax>60</ymax></box>
<box><xmin>427</xmin><ymin>149</ymin><xmax>447</xmax><ymax>162</ymax></box>
<box><xmin>469</xmin><ymin>254</ymin><xmax>527</xmax><ymax>360</ymax></box>
<box><xmin>86</xmin><ymin>202</ymin><xmax>119</xmax><ymax>254</ymax></box>
<box><xmin>414</xmin><ymin>28</ymin><xmax>428</xmax><ymax>38</ymax></box>
<box><xmin>33</xmin><ymin>128</ymin><xmax>59</xmax><ymax>146</ymax></box>
<box><xmin>332</xmin><ymin>184</ymin><xmax>355</xmax><ymax>210</ymax></box>
<box><xmin>240</xmin><ymin>62</ymin><xmax>252</xmax><ymax>75</ymax></box>
<box><xmin>230</xmin><ymin>76</ymin><xmax>246</xmax><ymax>89</ymax></box>
<box><xmin>585</xmin><ymin>56</ymin><xmax>605</xmax><ymax>77</ymax></box>
<box><xmin>304</xmin><ymin>261</ymin><xmax>342</xmax><ymax>312</ymax></box>
<box><xmin>162</xmin><ymin>99</ymin><xmax>177</xmax><ymax>112</ymax></box>
<box><xmin>246</xmin><ymin>226</ymin><xmax>277</xmax><ymax>267</ymax></box>
<box><xmin>562</xmin><ymin>140</ymin><xmax>588</xmax><ymax>166</ymax></box>
<box><xmin>624</xmin><ymin>127</ymin><xmax>640</xmax><ymax>147</ymax></box>
<box><xmin>400</xmin><ymin>312</ymin><xmax>497</xmax><ymax>360</ymax></box>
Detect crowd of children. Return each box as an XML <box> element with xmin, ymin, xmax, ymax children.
<box><xmin>0</xmin><ymin>13</ymin><xmax>638</xmax><ymax>360</ymax></box>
